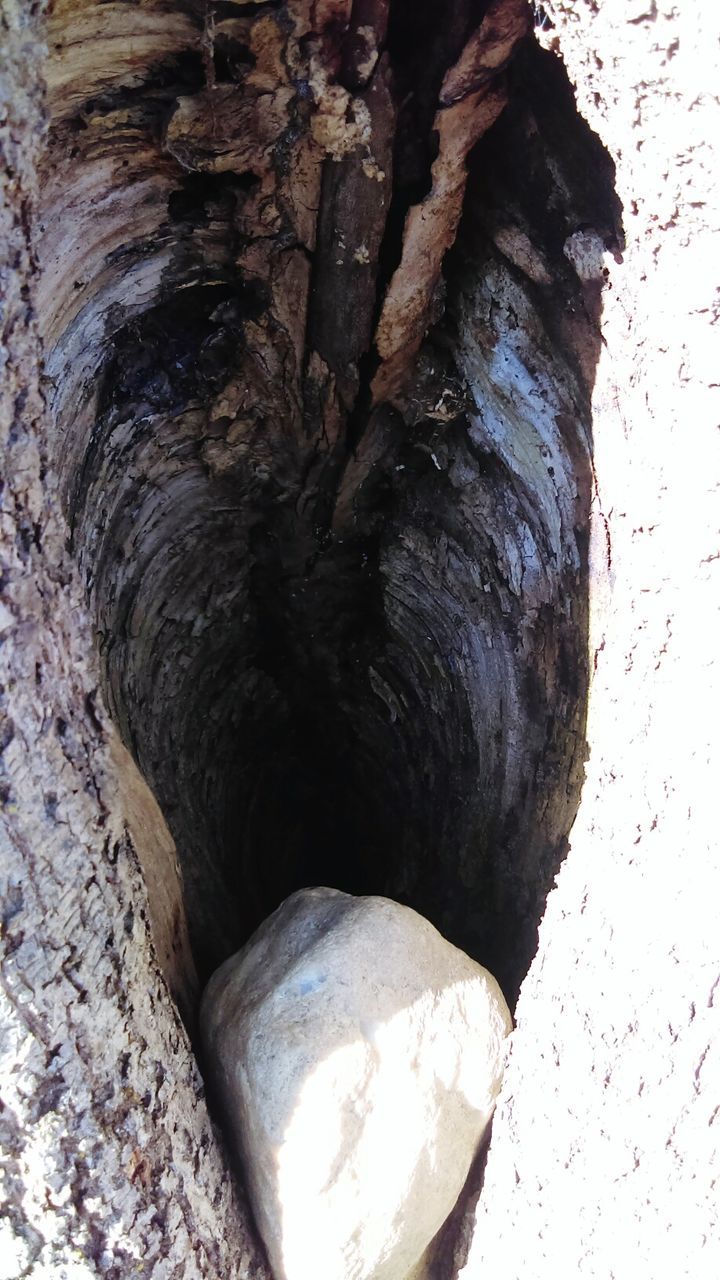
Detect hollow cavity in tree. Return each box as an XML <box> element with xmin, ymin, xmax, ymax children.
<box><xmin>40</xmin><ymin>0</ymin><xmax>622</xmax><ymax>1021</ymax></box>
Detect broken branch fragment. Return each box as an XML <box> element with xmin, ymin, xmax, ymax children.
<box><xmin>371</xmin><ymin>0</ymin><xmax>530</xmax><ymax>405</ymax></box>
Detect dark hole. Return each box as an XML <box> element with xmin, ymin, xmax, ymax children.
<box><xmin>213</xmin><ymin>36</ymin><xmax>256</xmax><ymax>84</ymax></box>
<box><xmin>167</xmin><ymin>171</ymin><xmax>260</xmax><ymax>224</ymax></box>
<box><xmin>53</xmin><ymin>21</ymin><xmax>622</xmax><ymax>1040</ymax></box>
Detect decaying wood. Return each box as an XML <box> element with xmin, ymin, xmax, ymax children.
<box><xmin>37</xmin><ymin>0</ymin><xmax>557</xmax><ymax>996</ymax></box>
<box><xmin>372</xmin><ymin>0</ymin><xmax>530</xmax><ymax>402</ymax></box>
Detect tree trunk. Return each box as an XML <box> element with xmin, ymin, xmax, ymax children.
<box><xmin>1</xmin><ymin>0</ymin><xmax>717</xmax><ymax>1276</ymax></box>
<box><xmin>1</xmin><ymin>6</ymin><xmax>266</xmax><ymax>1276</ymax></box>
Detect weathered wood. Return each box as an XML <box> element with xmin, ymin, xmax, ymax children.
<box><xmin>36</xmin><ymin>0</ymin><xmax>564</xmax><ymax>1001</ymax></box>
<box><xmin>0</xmin><ymin>8</ymin><xmax>268</xmax><ymax>1274</ymax></box>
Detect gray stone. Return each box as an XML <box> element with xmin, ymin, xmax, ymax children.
<box><xmin>200</xmin><ymin>888</ymin><xmax>512</xmax><ymax>1280</ymax></box>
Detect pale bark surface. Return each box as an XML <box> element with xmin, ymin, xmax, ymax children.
<box><xmin>465</xmin><ymin>3</ymin><xmax>720</xmax><ymax>1276</ymax></box>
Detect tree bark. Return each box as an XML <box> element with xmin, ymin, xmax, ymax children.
<box><xmin>0</xmin><ymin>6</ymin><xmax>267</xmax><ymax>1275</ymax></box>
<box><xmin>1</xmin><ymin>0</ymin><xmax>718</xmax><ymax>1276</ymax></box>
<box><xmin>463</xmin><ymin>4</ymin><xmax>720</xmax><ymax>1276</ymax></box>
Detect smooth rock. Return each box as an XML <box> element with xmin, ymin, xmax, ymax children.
<box><xmin>200</xmin><ymin>888</ymin><xmax>512</xmax><ymax>1280</ymax></box>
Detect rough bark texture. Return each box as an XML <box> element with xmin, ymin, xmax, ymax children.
<box><xmin>1</xmin><ymin>0</ymin><xmax>718</xmax><ymax>1276</ymax></box>
<box><xmin>0</xmin><ymin>5</ymin><xmax>268</xmax><ymax>1275</ymax></box>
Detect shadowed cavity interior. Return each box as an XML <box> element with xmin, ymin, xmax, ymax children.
<box><xmin>41</xmin><ymin>3</ymin><xmax>621</xmax><ymax>1006</ymax></box>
